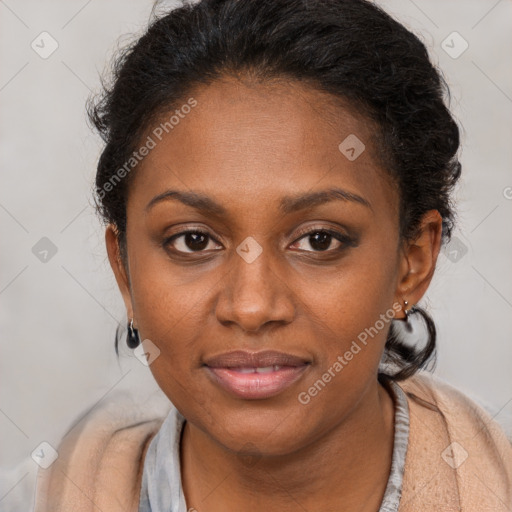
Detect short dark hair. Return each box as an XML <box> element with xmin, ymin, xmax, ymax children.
<box><xmin>87</xmin><ymin>0</ymin><xmax>462</xmax><ymax>380</ymax></box>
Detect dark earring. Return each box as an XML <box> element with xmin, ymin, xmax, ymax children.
<box><xmin>126</xmin><ymin>318</ymin><xmax>141</xmax><ymax>348</ymax></box>
<box><xmin>403</xmin><ymin>300</ymin><xmax>416</xmax><ymax>333</ymax></box>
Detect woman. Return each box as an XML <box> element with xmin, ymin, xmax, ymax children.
<box><xmin>33</xmin><ymin>0</ymin><xmax>512</xmax><ymax>510</ymax></box>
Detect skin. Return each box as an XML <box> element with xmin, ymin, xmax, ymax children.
<box><xmin>106</xmin><ymin>76</ymin><xmax>442</xmax><ymax>512</ymax></box>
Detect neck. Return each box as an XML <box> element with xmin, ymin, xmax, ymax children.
<box><xmin>180</xmin><ymin>378</ymin><xmax>395</xmax><ymax>512</ymax></box>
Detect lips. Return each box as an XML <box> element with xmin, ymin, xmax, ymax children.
<box><xmin>203</xmin><ymin>350</ymin><xmax>311</xmax><ymax>400</ymax></box>
<box><xmin>204</xmin><ymin>349</ymin><xmax>310</xmax><ymax>368</ymax></box>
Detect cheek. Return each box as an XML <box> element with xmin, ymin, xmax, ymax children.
<box><xmin>129</xmin><ymin>271</ymin><xmax>210</xmax><ymax>416</ymax></box>
<box><xmin>127</xmin><ymin>226</ymin><xmax>212</xmax><ymax>340</ymax></box>
<box><xmin>130</xmin><ymin>267</ymin><xmax>210</xmax><ymax>361</ymax></box>
<box><xmin>299</xmin><ymin>232</ymin><xmax>400</xmax><ymax>385</ymax></box>
<box><xmin>125</xmin><ymin>242</ymin><xmax>225</xmax><ymax>409</ymax></box>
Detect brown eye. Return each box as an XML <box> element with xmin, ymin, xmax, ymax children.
<box><xmin>291</xmin><ymin>228</ymin><xmax>354</xmax><ymax>253</ymax></box>
<box><xmin>164</xmin><ymin>230</ymin><xmax>222</xmax><ymax>254</ymax></box>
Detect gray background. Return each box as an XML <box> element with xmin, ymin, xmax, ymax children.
<box><xmin>1</xmin><ymin>0</ymin><xmax>511</xmax><ymax>509</ymax></box>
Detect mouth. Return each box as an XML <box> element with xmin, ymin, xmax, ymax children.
<box><xmin>203</xmin><ymin>350</ymin><xmax>311</xmax><ymax>400</ymax></box>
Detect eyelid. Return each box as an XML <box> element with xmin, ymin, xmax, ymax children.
<box><xmin>165</xmin><ymin>226</ymin><xmax>221</xmax><ymax>245</ymax></box>
<box><xmin>163</xmin><ymin>223</ymin><xmax>355</xmax><ymax>255</ymax></box>
<box><xmin>295</xmin><ymin>223</ymin><xmax>341</xmax><ymax>236</ymax></box>
<box><xmin>292</xmin><ymin>223</ymin><xmax>353</xmax><ymax>242</ymax></box>
<box><xmin>165</xmin><ymin>224</ymin><xmax>348</xmax><ymax>240</ymax></box>
<box><xmin>166</xmin><ymin>225</ymin><xmax>214</xmax><ymax>236</ymax></box>
<box><xmin>163</xmin><ymin>228</ymin><xmax>222</xmax><ymax>255</ymax></box>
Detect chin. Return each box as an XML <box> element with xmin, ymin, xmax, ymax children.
<box><xmin>205</xmin><ymin>404</ymin><xmax>312</xmax><ymax>456</ymax></box>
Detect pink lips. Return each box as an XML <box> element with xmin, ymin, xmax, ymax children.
<box><xmin>204</xmin><ymin>350</ymin><xmax>311</xmax><ymax>400</ymax></box>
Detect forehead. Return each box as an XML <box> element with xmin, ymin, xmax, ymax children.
<box><xmin>128</xmin><ymin>77</ymin><xmax>398</xmax><ymax>221</ymax></box>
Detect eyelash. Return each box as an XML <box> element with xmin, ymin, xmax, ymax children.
<box><xmin>162</xmin><ymin>226</ymin><xmax>354</xmax><ymax>256</ymax></box>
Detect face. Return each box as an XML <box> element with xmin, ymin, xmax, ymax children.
<box><xmin>107</xmin><ymin>77</ymin><xmax>441</xmax><ymax>456</ymax></box>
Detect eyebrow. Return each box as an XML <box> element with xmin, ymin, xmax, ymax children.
<box><xmin>280</xmin><ymin>187</ymin><xmax>372</xmax><ymax>213</ymax></box>
<box><xmin>144</xmin><ymin>187</ymin><xmax>372</xmax><ymax>215</ymax></box>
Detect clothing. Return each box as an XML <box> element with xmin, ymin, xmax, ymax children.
<box><xmin>33</xmin><ymin>371</ymin><xmax>512</xmax><ymax>511</ymax></box>
<box><xmin>379</xmin><ymin>379</ymin><xmax>411</xmax><ymax>512</ymax></box>
<box><xmin>138</xmin><ymin>378</ymin><xmax>410</xmax><ymax>512</ymax></box>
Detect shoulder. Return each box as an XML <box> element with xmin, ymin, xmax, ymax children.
<box><xmin>398</xmin><ymin>370</ymin><xmax>512</xmax><ymax>456</ymax></box>
<box><xmin>398</xmin><ymin>370</ymin><xmax>512</xmax><ymax>443</ymax></box>
<box><xmin>33</xmin><ymin>389</ymin><xmax>170</xmax><ymax>512</ymax></box>
<box><xmin>396</xmin><ymin>371</ymin><xmax>512</xmax><ymax>511</ymax></box>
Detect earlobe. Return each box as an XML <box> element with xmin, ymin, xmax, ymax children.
<box><xmin>105</xmin><ymin>224</ymin><xmax>134</xmax><ymax>318</ymax></box>
<box><xmin>394</xmin><ymin>210</ymin><xmax>443</xmax><ymax>313</ymax></box>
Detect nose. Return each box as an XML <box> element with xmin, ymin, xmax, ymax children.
<box><xmin>215</xmin><ymin>241</ymin><xmax>295</xmax><ymax>333</ymax></box>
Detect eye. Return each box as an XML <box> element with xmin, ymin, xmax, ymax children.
<box><xmin>290</xmin><ymin>228</ymin><xmax>352</xmax><ymax>253</ymax></box>
<box><xmin>163</xmin><ymin>229</ymin><xmax>222</xmax><ymax>254</ymax></box>
<box><xmin>163</xmin><ymin>226</ymin><xmax>354</xmax><ymax>256</ymax></box>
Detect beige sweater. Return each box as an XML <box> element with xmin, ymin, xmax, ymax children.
<box><xmin>33</xmin><ymin>371</ymin><xmax>512</xmax><ymax>511</ymax></box>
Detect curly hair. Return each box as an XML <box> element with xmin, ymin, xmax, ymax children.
<box><xmin>87</xmin><ymin>0</ymin><xmax>462</xmax><ymax>381</ymax></box>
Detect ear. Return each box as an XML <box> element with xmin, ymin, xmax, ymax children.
<box><xmin>105</xmin><ymin>224</ymin><xmax>134</xmax><ymax>322</ymax></box>
<box><xmin>394</xmin><ymin>210</ymin><xmax>443</xmax><ymax>318</ymax></box>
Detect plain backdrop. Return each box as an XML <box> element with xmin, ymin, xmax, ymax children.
<box><xmin>1</xmin><ymin>0</ymin><xmax>511</xmax><ymax>510</ymax></box>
